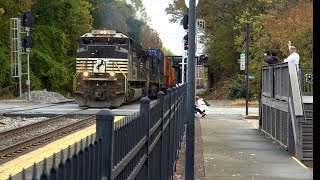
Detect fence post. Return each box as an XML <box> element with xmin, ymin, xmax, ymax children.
<box><xmin>96</xmin><ymin>109</ymin><xmax>114</xmax><ymax>180</ymax></box>
<box><xmin>157</xmin><ymin>91</ymin><xmax>165</xmax><ymax>180</ymax></box>
<box><xmin>172</xmin><ymin>87</ymin><xmax>178</xmax><ymax>172</ymax></box>
<box><xmin>167</xmin><ymin>88</ymin><xmax>173</xmax><ymax>177</ymax></box>
<box><xmin>140</xmin><ymin>97</ymin><xmax>150</xmax><ymax>179</ymax></box>
<box><xmin>58</xmin><ymin>149</ymin><xmax>65</xmax><ymax>180</ymax></box>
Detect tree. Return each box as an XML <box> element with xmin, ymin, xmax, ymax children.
<box><xmin>31</xmin><ymin>0</ymin><xmax>93</xmax><ymax>55</ymax></box>
<box><xmin>161</xmin><ymin>47</ymin><xmax>175</xmax><ymax>56</ymax></box>
<box><xmin>166</xmin><ymin>0</ymin><xmax>313</xmax><ymax>99</ymax></box>
<box><xmin>141</xmin><ymin>24</ymin><xmax>162</xmax><ymax>49</ymax></box>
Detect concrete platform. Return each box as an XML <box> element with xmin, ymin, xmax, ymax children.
<box><xmin>200</xmin><ymin>108</ymin><xmax>313</xmax><ymax>180</ymax></box>
<box><xmin>1</xmin><ymin>116</ymin><xmax>125</xmax><ymax>180</ymax></box>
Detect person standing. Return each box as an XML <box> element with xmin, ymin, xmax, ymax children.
<box><xmin>264</xmin><ymin>50</ymin><xmax>279</xmax><ymax>65</ymax></box>
<box><xmin>284</xmin><ymin>41</ymin><xmax>300</xmax><ymax>72</ymax></box>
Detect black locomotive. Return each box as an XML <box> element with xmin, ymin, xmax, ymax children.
<box><xmin>74</xmin><ymin>29</ymin><xmax>165</xmax><ymax>108</ymax></box>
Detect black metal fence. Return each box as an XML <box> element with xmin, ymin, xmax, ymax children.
<box><xmin>10</xmin><ymin>84</ymin><xmax>187</xmax><ymax>180</ymax></box>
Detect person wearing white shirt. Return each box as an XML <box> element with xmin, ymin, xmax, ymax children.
<box><xmin>195</xmin><ymin>96</ymin><xmax>207</xmax><ymax>117</ymax></box>
<box><xmin>284</xmin><ymin>41</ymin><xmax>300</xmax><ymax>72</ymax></box>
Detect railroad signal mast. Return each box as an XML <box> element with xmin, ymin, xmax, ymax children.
<box><xmin>181</xmin><ymin>14</ymin><xmax>189</xmax><ymax>84</ymax></box>
<box><xmin>10</xmin><ymin>12</ymin><xmax>35</xmax><ymax>100</ymax></box>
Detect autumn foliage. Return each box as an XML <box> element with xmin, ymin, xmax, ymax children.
<box><xmin>166</xmin><ymin>0</ymin><xmax>313</xmax><ymax>99</ymax></box>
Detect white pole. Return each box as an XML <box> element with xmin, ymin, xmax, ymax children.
<box><xmin>26</xmin><ymin>27</ymin><xmax>31</xmax><ymax>100</ymax></box>
<box><xmin>17</xmin><ymin>19</ymin><xmax>22</xmax><ymax>98</ymax></box>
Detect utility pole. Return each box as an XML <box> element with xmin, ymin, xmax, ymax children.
<box><xmin>185</xmin><ymin>0</ymin><xmax>197</xmax><ymax>179</ymax></box>
<box><xmin>245</xmin><ymin>24</ymin><xmax>250</xmax><ymax>115</ymax></box>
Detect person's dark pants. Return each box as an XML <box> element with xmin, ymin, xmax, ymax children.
<box><xmin>195</xmin><ymin>105</ymin><xmax>203</xmax><ymax>114</ymax></box>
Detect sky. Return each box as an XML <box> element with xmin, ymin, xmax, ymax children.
<box><xmin>142</xmin><ymin>0</ymin><xmax>186</xmax><ymax>56</ymax></box>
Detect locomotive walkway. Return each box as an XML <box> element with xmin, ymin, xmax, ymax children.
<box><xmin>198</xmin><ymin>107</ymin><xmax>313</xmax><ymax>180</ymax></box>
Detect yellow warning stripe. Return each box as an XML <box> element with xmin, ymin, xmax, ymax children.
<box><xmin>292</xmin><ymin>157</ymin><xmax>308</xmax><ymax>169</ymax></box>
<box><xmin>0</xmin><ymin>116</ymin><xmax>124</xmax><ymax>179</ymax></box>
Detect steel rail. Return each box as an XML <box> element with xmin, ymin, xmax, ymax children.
<box><xmin>0</xmin><ymin>115</ymin><xmax>95</xmax><ymax>158</ymax></box>
<box><xmin>0</xmin><ymin>114</ymin><xmax>68</xmax><ymax>139</ymax></box>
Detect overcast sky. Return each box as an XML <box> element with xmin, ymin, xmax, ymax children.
<box><xmin>142</xmin><ymin>0</ymin><xmax>185</xmax><ymax>55</ymax></box>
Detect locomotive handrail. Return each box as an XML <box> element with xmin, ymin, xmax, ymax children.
<box><xmin>114</xmin><ymin>62</ymin><xmax>128</xmax><ymax>95</ymax></box>
<box><xmin>140</xmin><ymin>66</ymin><xmax>150</xmax><ymax>95</ymax></box>
<box><xmin>73</xmin><ymin>62</ymin><xmax>85</xmax><ymax>92</ymax></box>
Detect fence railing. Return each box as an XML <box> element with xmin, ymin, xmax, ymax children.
<box><xmin>10</xmin><ymin>84</ymin><xmax>187</xmax><ymax>180</ymax></box>
<box><xmin>259</xmin><ymin>62</ymin><xmax>305</xmax><ymax>160</ymax></box>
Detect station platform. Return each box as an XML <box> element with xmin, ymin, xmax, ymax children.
<box><xmin>199</xmin><ymin>107</ymin><xmax>313</xmax><ymax>179</ymax></box>
<box><xmin>1</xmin><ymin>104</ymin><xmax>313</xmax><ymax>179</ymax></box>
<box><xmin>0</xmin><ymin>116</ymin><xmax>124</xmax><ymax>180</ymax></box>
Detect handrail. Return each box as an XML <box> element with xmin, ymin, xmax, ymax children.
<box><xmin>73</xmin><ymin>62</ymin><xmax>85</xmax><ymax>92</ymax></box>
<box><xmin>140</xmin><ymin>66</ymin><xmax>150</xmax><ymax>95</ymax></box>
<box><xmin>287</xmin><ymin>62</ymin><xmax>303</xmax><ymax>116</ymax></box>
<box><xmin>114</xmin><ymin>62</ymin><xmax>128</xmax><ymax>95</ymax></box>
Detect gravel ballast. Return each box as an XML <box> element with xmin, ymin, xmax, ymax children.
<box><xmin>15</xmin><ymin>90</ymin><xmax>71</xmax><ymax>104</ymax></box>
<box><xmin>0</xmin><ymin>116</ymin><xmax>48</xmax><ymax>132</ymax></box>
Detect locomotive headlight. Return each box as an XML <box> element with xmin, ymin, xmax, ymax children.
<box><xmin>83</xmin><ymin>71</ymin><xmax>89</xmax><ymax>77</ymax></box>
<box><xmin>100</xmin><ymin>30</ymin><xmax>107</xmax><ymax>34</ymax></box>
<box><xmin>110</xmin><ymin>71</ymin><xmax>115</xmax><ymax>77</ymax></box>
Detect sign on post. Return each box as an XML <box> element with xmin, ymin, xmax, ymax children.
<box><xmin>196</xmin><ymin>19</ymin><xmax>205</xmax><ymax>31</ymax></box>
<box><xmin>240</xmin><ymin>50</ymin><xmax>245</xmax><ymax>70</ymax></box>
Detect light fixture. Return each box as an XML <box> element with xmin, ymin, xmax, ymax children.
<box><xmin>110</xmin><ymin>71</ymin><xmax>115</xmax><ymax>77</ymax></box>
<box><xmin>100</xmin><ymin>30</ymin><xmax>107</xmax><ymax>34</ymax></box>
<box><xmin>83</xmin><ymin>72</ymin><xmax>89</xmax><ymax>77</ymax></box>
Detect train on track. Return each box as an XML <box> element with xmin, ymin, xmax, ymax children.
<box><xmin>74</xmin><ymin>29</ymin><xmax>180</xmax><ymax>108</ymax></box>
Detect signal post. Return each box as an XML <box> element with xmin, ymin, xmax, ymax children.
<box><xmin>10</xmin><ymin>12</ymin><xmax>35</xmax><ymax>100</ymax></box>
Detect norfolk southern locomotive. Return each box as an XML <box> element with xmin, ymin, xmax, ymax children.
<box><xmin>74</xmin><ymin>29</ymin><xmax>178</xmax><ymax>108</ymax></box>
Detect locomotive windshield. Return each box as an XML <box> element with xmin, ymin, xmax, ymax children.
<box><xmin>80</xmin><ymin>37</ymin><xmax>128</xmax><ymax>46</ymax></box>
<box><xmin>77</xmin><ymin>37</ymin><xmax>129</xmax><ymax>58</ymax></box>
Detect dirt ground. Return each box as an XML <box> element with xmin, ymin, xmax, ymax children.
<box><xmin>173</xmin><ymin>118</ymin><xmax>205</xmax><ymax>180</ymax></box>
<box><xmin>202</xmin><ymin>75</ymin><xmax>259</xmax><ymax>103</ymax></box>
<box><xmin>203</xmin><ymin>76</ymin><xmax>231</xmax><ymax>100</ymax></box>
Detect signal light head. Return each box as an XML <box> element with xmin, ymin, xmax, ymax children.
<box><xmin>184</xmin><ymin>43</ymin><xmax>188</xmax><ymax>50</ymax></box>
<box><xmin>183</xmin><ymin>34</ymin><xmax>188</xmax><ymax>50</ymax></box>
<box><xmin>21</xmin><ymin>36</ymin><xmax>34</xmax><ymax>49</ymax></box>
<box><xmin>21</xmin><ymin>12</ymin><xmax>35</xmax><ymax>28</ymax></box>
<box><xmin>182</xmin><ymin>14</ymin><xmax>189</xmax><ymax>29</ymax></box>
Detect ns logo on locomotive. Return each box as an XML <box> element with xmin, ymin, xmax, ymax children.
<box><xmin>74</xmin><ymin>29</ymin><xmax>178</xmax><ymax>108</ymax></box>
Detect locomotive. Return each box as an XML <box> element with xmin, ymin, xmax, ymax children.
<box><xmin>74</xmin><ymin>29</ymin><xmax>178</xmax><ymax>108</ymax></box>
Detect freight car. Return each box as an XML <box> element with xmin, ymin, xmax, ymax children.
<box><xmin>73</xmin><ymin>29</ymin><xmax>178</xmax><ymax>108</ymax></box>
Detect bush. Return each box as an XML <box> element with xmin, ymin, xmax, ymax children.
<box><xmin>226</xmin><ymin>74</ymin><xmax>246</xmax><ymax>99</ymax></box>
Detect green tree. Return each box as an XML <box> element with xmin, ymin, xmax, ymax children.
<box><xmin>29</xmin><ymin>25</ymin><xmax>70</xmax><ymax>91</ymax></box>
<box><xmin>31</xmin><ymin>0</ymin><xmax>93</xmax><ymax>55</ymax></box>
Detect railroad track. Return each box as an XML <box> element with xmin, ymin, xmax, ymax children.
<box><xmin>0</xmin><ymin>115</ymin><xmax>95</xmax><ymax>161</ymax></box>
